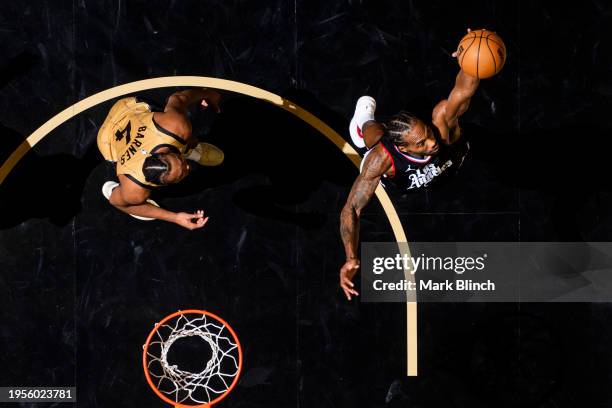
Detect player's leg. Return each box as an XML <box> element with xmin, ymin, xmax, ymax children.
<box><xmin>362</xmin><ymin>120</ymin><xmax>385</xmax><ymax>149</ymax></box>
<box><xmin>349</xmin><ymin>96</ymin><xmax>378</xmax><ymax>149</ymax></box>
<box><xmin>101</xmin><ymin>181</ymin><xmax>160</xmax><ymax>221</ymax></box>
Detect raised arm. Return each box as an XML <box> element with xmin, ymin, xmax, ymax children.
<box><xmin>154</xmin><ymin>88</ymin><xmax>222</xmax><ymax>147</ymax></box>
<box><xmin>339</xmin><ymin>147</ymin><xmax>391</xmax><ymax>300</ymax></box>
<box><xmin>446</xmin><ymin>69</ymin><xmax>479</xmax><ymax>119</ymax></box>
<box><xmin>164</xmin><ymin>88</ymin><xmax>221</xmax><ymax>115</ymax></box>
<box><xmin>432</xmin><ymin>37</ymin><xmax>481</xmax><ymax>143</ymax></box>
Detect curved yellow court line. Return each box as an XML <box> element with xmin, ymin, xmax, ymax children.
<box><xmin>0</xmin><ymin>76</ymin><xmax>417</xmax><ymax>376</ymax></box>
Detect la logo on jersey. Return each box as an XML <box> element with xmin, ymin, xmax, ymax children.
<box><xmin>407</xmin><ymin>159</ymin><xmax>453</xmax><ymax>189</ymax></box>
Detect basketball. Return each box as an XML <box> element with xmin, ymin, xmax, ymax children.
<box><xmin>456</xmin><ymin>29</ymin><xmax>506</xmax><ymax>79</ymax></box>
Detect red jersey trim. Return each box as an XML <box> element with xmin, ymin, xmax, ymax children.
<box><xmin>380</xmin><ymin>144</ymin><xmax>396</xmax><ymax>179</ymax></box>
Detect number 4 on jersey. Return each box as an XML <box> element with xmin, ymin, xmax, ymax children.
<box><xmin>115</xmin><ymin>121</ymin><xmax>132</xmax><ymax>145</ymax></box>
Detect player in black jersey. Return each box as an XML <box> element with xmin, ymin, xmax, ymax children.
<box><xmin>339</xmin><ymin>47</ymin><xmax>482</xmax><ymax>300</ymax></box>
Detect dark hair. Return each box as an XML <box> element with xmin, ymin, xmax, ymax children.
<box><xmin>383</xmin><ymin>111</ymin><xmax>419</xmax><ymax>146</ymax></box>
<box><xmin>143</xmin><ymin>153</ymin><xmax>171</xmax><ymax>185</ymax></box>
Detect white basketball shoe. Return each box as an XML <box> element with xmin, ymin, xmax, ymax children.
<box><xmin>349</xmin><ymin>96</ymin><xmax>376</xmax><ymax>149</ymax></box>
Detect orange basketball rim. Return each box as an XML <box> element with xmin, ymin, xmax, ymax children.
<box><xmin>142</xmin><ymin>309</ymin><xmax>243</xmax><ymax>407</ymax></box>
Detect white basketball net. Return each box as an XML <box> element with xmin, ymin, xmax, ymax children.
<box><xmin>145</xmin><ymin>313</ymin><xmax>240</xmax><ymax>405</ymax></box>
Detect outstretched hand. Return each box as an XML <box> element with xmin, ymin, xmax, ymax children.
<box><xmin>201</xmin><ymin>90</ymin><xmax>221</xmax><ymax>113</ymax></box>
<box><xmin>452</xmin><ymin>28</ymin><xmax>472</xmax><ymax>58</ymax></box>
<box><xmin>340</xmin><ymin>259</ymin><xmax>360</xmax><ymax>300</ymax></box>
<box><xmin>175</xmin><ymin>210</ymin><xmax>209</xmax><ymax>230</ymax></box>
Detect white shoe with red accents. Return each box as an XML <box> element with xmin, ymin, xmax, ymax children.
<box><xmin>349</xmin><ymin>96</ymin><xmax>376</xmax><ymax>149</ymax></box>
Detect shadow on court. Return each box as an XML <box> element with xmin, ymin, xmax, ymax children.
<box><xmin>0</xmin><ymin>122</ymin><xmax>101</xmax><ymax>229</ymax></box>
<box><xmin>2</xmin><ymin>91</ymin><xmax>612</xmax><ymax>241</ymax></box>
<box><xmin>0</xmin><ymin>91</ymin><xmax>357</xmax><ymax>231</ymax></box>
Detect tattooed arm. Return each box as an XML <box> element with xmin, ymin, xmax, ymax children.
<box><xmin>339</xmin><ymin>146</ymin><xmax>392</xmax><ymax>300</ymax></box>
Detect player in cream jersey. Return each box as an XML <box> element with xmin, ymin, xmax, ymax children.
<box><xmin>97</xmin><ymin>88</ymin><xmax>224</xmax><ymax>229</ymax></box>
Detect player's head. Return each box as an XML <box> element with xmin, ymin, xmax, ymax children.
<box><xmin>385</xmin><ymin>111</ymin><xmax>439</xmax><ymax>156</ymax></box>
<box><xmin>142</xmin><ymin>152</ymin><xmax>191</xmax><ymax>185</ymax></box>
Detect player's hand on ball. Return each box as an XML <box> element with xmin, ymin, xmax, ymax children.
<box><xmin>455</xmin><ymin>28</ymin><xmax>506</xmax><ymax>78</ymax></box>
<box><xmin>175</xmin><ymin>210</ymin><xmax>209</xmax><ymax>230</ymax></box>
<box><xmin>452</xmin><ymin>28</ymin><xmax>471</xmax><ymax>58</ymax></box>
<box><xmin>340</xmin><ymin>259</ymin><xmax>360</xmax><ymax>300</ymax></box>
